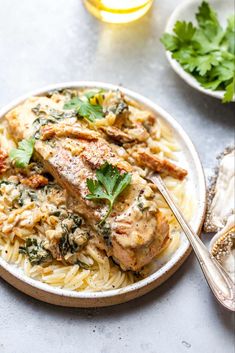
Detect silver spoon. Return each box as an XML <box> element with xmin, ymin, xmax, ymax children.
<box><xmin>147</xmin><ymin>173</ymin><xmax>235</xmax><ymax>312</ymax></box>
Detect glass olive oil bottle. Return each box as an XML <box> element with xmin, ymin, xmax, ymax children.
<box><xmin>83</xmin><ymin>0</ymin><xmax>153</xmax><ymax>23</ymax></box>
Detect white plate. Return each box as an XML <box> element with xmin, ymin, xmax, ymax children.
<box><xmin>165</xmin><ymin>0</ymin><xmax>235</xmax><ymax>101</ymax></box>
<box><xmin>0</xmin><ymin>82</ymin><xmax>206</xmax><ymax>307</ymax></box>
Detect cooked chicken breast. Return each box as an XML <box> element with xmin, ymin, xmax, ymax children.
<box><xmin>100</xmin><ymin>126</ymin><xmax>136</xmax><ymax>144</ymax></box>
<box><xmin>136</xmin><ymin>151</ymin><xmax>188</xmax><ymax>180</ymax></box>
<box><xmin>101</xmin><ymin>125</ymin><xmax>149</xmax><ymax>144</ymax></box>
<box><xmin>0</xmin><ymin>148</ymin><xmax>8</xmax><ymax>174</ymax></box>
<box><xmin>6</xmin><ymin>97</ymin><xmax>170</xmax><ymax>271</ymax></box>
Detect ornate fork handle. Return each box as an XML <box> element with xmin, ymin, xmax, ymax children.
<box><xmin>148</xmin><ymin>173</ymin><xmax>235</xmax><ymax>312</ymax></box>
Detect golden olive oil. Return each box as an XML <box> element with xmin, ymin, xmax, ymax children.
<box><xmin>83</xmin><ymin>0</ymin><xmax>153</xmax><ymax>23</ymax></box>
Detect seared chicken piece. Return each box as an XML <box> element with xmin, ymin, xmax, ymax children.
<box><xmin>124</xmin><ymin>125</ymin><xmax>149</xmax><ymax>142</ymax></box>
<box><xmin>6</xmin><ymin>97</ymin><xmax>170</xmax><ymax>271</ymax></box>
<box><xmin>41</xmin><ymin>124</ymin><xmax>100</xmax><ymax>141</ymax></box>
<box><xmin>0</xmin><ymin>148</ymin><xmax>8</xmax><ymax>174</ymax></box>
<box><xmin>100</xmin><ymin>125</ymin><xmax>149</xmax><ymax>145</ymax></box>
<box><xmin>136</xmin><ymin>151</ymin><xmax>187</xmax><ymax>181</ymax></box>
<box><xmin>100</xmin><ymin>126</ymin><xmax>136</xmax><ymax>144</ymax></box>
<box><xmin>20</xmin><ymin>174</ymin><xmax>48</xmax><ymax>189</ymax></box>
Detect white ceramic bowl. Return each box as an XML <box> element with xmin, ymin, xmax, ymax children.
<box><xmin>0</xmin><ymin>82</ymin><xmax>206</xmax><ymax>307</ymax></box>
<box><xmin>165</xmin><ymin>0</ymin><xmax>235</xmax><ymax>101</ymax></box>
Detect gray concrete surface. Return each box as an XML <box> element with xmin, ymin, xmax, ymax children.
<box><xmin>0</xmin><ymin>1</ymin><xmax>234</xmax><ymax>353</ymax></box>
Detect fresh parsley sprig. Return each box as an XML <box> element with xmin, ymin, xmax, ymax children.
<box><xmin>85</xmin><ymin>162</ymin><xmax>132</xmax><ymax>224</ymax></box>
<box><xmin>10</xmin><ymin>138</ymin><xmax>35</xmax><ymax>168</ymax></box>
<box><xmin>161</xmin><ymin>1</ymin><xmax>235</xmax><ymax>102</ymax></box>
<box><xmin>63</xmin><ymin>90</ymin><xmax>104</xmax><ymax>122</ymax></box>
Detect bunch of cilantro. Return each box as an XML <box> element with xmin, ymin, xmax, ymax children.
<box><xmin>161</xmin><ymin>1</ymin><xmax>235</xmax><ymax>102</ymax></box>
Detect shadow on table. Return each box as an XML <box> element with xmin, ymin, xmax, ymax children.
<box><xmin>82</xmin><ymin>5</ymin><xmax>160</xmax><ymax>75</ymax></box>
<box><xmin>172</xmin><ymin>73</ymin><xmax>235</xmax><ymax>129</ymax></box>
<box><xmin>1</xmin><ymin>252</ymin><xmax>234</xmax><ymax>333</ymax></box>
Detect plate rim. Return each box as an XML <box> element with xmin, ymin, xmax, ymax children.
<box><xmin>164</xmin><ymin>0</ymin><xmax>235</xmax><ymax>102</ymax></box>
<box><xmin>0</xmin><ymin>81</ymin><xmax>207</xmax><ymax>306</ymax></box>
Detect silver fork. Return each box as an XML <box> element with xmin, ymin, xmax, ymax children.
<box><xmin>147</xmin><ymin>173</ymin><xmax>235</xmax><ymax>312</ymax></box>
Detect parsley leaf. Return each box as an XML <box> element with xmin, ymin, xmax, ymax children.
<box><xmin>160</xmin><ymin>33</ymin><xmax>180</xmax><ymax>51</ymax></box>
<box><xmin>174</xmin><ymin>21</ymin><xmax>196</xmax><ymax>43</ymax></box>
<box><xmin>161</xmin><ymin>1</ymin><xmax>235</xmax><ymax>102</ymax></box>
<box><xmin>85</xmin><ymin>162</ymin><xmax>132</xmax><ymax>224</ymax></box>
<box><xmin>196</xmin><ymin>1</ymin><xmax>223</xmax><ymax>43</ymax></box>
<box><xmin>223</xmin><ymin>77</ymin><xmax>235</xmax><ymax>103</ymax></box>
<box><xmin>63</xmin><ymin>91</ymin><xmax>104</xmax><ymax>122</ymax></box>
<box><xmin>223</xmin><ymin>15</ymin><xmax>235</xmax><ymax>54</ymax></box>
<box><xmin>10</xmin><ymin>138</ymin><xmax>35</xmax><ymax>168</ymax></box>
<box><xmin>173</xmin><ymin>50</ymin><xmax>221</xmax><ymax>76</ymax></box>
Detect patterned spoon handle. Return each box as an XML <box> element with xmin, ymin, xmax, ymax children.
<box><xmin>148</xmin><ymin>173</ymin><xmax>235</xmax><ymax>312</ymax></box>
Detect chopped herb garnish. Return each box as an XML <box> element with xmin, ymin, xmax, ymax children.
<box><xmin>85</xmin><ymin>162</ymin><xmax>132</xmax><ymax>224</ymax></box>
<box><xmin>32</xmin><ymin>104</ymin><xmax>76</xmax><ymax>121</ymax></box>
<box><xmin>0</xmin><ymin>180</ymin><xmax>13</xmax><ymax>186</ymax></box>
<box><xmin>63</xmin><ymin>92</ymin><xmax>104</xmax><ymax>122</ymax></box>
<box><xmin>70</xmin><ymin>214</ymin><xmax>82</xmax><ymax>232</ymax></box>
<box><xmin>32</xmin><ymin>105</ymin><xmax>77</xmax><ymax>139</ymax></box>
<box><xmin>50</xmin><ymin>210</ymin><xmax>61</xmax><ymax>217</ymax></box>
<box><xmin>59</xmin><ymin>229</ymin><xmax>82</xmax><ymax>256</ymax></box>
<box><xmin>59</xmin><ymin>215</ymin><xmax>87</xmax><ymax>256</ymax></box>
<box><xmin>108</xmin><ymin>100</ymin><xmax>128</xmax><ymax>116</ymax></box>
<box><xmin>161</xmin><ymin>1</ymin><xmax>235</xmax><ymax>102</ymax></box>
<box><xmin>19</xmin><ymin>238</ymin><xmax>52</xmax><ymax>265</ymax></box>
<box><xmin>59</xmin><ymin>225</ymin><xmax>75</xmax><ymax>256</ymax></box>
<box><xmin>76</xmin><ymin>260</ymin><xmax>90</xmax><ymax>270</ymax></box>
<box><xmin>9</xmin><ymin>138</ymin><xmax>35</xmax><ymax>168</ymax></box>
<box><xmin>99</xmin><ymin>223</ymin><xmax>112</xmax><ymax>246</ymax></box>
<box><xmin>18</xmin><ymin>189</ymin><xmax>38</xmax><ymax>206</ymax></box>
<box><xmin>43</xmin><ymin>182</ymin><xmax>61</xmax><ymax>195</ymax></box>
